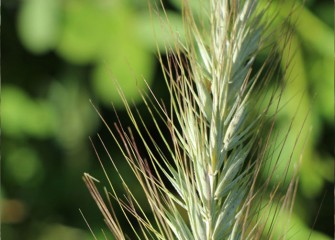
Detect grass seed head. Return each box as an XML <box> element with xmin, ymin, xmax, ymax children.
<box><xmin>84</xmin><ymin>1</ymin><xmax>300</xmax><ymax>239</ymax></box>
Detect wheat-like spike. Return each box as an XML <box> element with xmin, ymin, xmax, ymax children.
<box><xmin>166</xmin><ymin>1</ymin><xmax>278</xmax><ymax>239</ymax></box>
<box><xmin>84</xmin><ymin>0</ymin><xmax>298</xmax><ymax>239</ymax></box>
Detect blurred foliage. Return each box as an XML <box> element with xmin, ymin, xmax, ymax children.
<box><xmin>16</xmin><ymin>0</ymin><xmax>185</xmax><ymax>107</ymax></box>
<box><xmin>257</xmin><ymin>0</ymin><xmax>334</xmax><ymax>199</ymax></box>
<box><xmin>2</xmin><ymin>0</ymin><xmax>333</xmax><ymax>239</ymax></box>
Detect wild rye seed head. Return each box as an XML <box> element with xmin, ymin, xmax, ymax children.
<box><xmin>84</xmin><ymin>1</ymin><xmax>298</xmax><ymax>239</ymax></box>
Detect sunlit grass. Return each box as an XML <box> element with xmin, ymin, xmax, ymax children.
<box><xmin>83</xmin><ymin>1</ymin><xmax>308</xmax><ymax>239</ymax></box>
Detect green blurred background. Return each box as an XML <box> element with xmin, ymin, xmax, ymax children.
<box><xmin>2</xmin><ymin>0</ymin><xmax>333</xmax><ymax>239</ymax></box>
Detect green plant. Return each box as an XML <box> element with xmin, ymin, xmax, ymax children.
<box><xmin>83</xmin><ymin>1</ymin><xmax>304</xmax><ymax>239</ymax></box>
